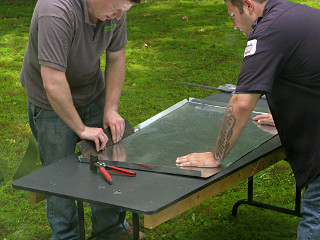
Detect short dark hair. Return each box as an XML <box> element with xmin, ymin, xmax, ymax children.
<box><xmin>225</xmin><ymin>0</ymin><xmax>267</xmax><ymax>13</ymax></box>
<box><xmin>129</xmin><ymin>0</ymin><xmax>141</xmax><ymax>3</ymax></box>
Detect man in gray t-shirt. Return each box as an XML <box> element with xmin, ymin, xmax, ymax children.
<box><xmin>20</xmin><ymin>0</ymin><xmax>141</xmax><ymax>239</ymax></box>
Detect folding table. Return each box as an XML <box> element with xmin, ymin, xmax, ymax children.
<box><xmin>12</xmin><ymin>92</ymin><xmax>301</xmax><ymax>239</ymax></box>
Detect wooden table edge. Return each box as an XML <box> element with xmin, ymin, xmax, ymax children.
<box><xmin>143</xmin><ymin>147</ymin><xmax>286</xmax><ymax>229</ymax></box>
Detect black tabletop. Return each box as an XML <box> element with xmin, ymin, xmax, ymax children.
<box><xmin>12</xmin><ymin>92</ymin><xmax>281</xmax><ymax>215</ymax></box>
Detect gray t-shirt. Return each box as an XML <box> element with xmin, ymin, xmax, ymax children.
<box><xmin>20</xmin><ymin>0</ymin><xmax>128</xmax><ymax>109</ymax></box>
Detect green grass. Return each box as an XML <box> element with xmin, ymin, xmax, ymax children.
<box><xmin>1</xmin><ymin>0</ymin><xmax>319</xmax><ymax>239</ymax></box>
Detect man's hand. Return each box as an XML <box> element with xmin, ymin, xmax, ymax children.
<box><xmin>176</xmin><ymin>152</ymin><xmax>221</xmax><ymax>167</ymax></box>
<box><xmin>103</xmin><ymin>110</ymin><xmax>125</xmax><ymax>143</ymax></box>
<box><xmin>79</xmin><ymin>127</ymin><xmax>109</xmax><ymax>152</ymax></box>
<box><xmin>252</xmin><ymin>113</ymin><xmax>275</xmax><ymax>126</ymax></box>
<box><xmin>103</xmin><ymin>49</ymin><xmax>126</xmax><ymax>143</ymax></box>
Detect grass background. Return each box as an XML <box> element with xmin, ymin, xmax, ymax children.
<box><xmin>1</xmin><ymin>0</ymin><xmax>319</xmax><ymax>239</ymax></box>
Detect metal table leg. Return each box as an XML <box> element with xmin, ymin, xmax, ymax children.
<box><xmin>132</xmin><ymin>213</ymin><xmax>140</xmax><ymax>240</ymax></box>
<box><xmin>77</xmin><ymin>200</ymin><xmax>86</xmax><ymax>240</ymax></box>
<box><xmin>232</xmin><ymin>176</ymin><xmax>301</xmax><ymax>217</ymax></box>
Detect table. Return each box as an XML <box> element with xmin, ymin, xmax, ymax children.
<box><xmin>12</xmin><ymin>92</ymin><xmax>301</xmax><ymax>240</ymax></box>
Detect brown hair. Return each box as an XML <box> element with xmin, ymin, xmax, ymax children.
<box><xmin>225</xmin><ymin>0</ymin><xmax>267</xmax><ymax>13</ymax></box>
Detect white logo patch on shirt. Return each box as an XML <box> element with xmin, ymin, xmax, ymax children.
<box><xmin>244</xmin><ymin>39</ymin><xmax>257</xmax><ymax>57</ymax></box>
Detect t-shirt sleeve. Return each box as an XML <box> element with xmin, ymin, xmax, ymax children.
<box><xmin>235</xmin><ymin>36</ymin><xmax>285</xmax><ymax>94</ymax></box>
<box><xmin>38</xmin><ymin>16</ymin><xmax>73</xmax><ymax>72</ymax></box>
<box><xmin>106</xmin><ymin>11</ymin><xmax>128</xmax><ymax>52</ymax></box>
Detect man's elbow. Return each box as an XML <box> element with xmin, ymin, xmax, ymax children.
<box><xmin>231</xmin><ymin>93</ymin><xmax>260</xmax><ymax>116</ymax></box>
<box><xmin>43</xmin><ymin>79</ymin><xmax>55</xmax><ymax>92</ymax></box>
<box><xmin>41</xmin><ymin>66</ymin><xmax>67</xmax><ymax>93</ymax></box>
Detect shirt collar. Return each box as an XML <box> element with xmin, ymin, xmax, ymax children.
<box><xmin>79</xmin><ymin>0</ymin><xmax>91</xmax><ymax>24</ymax></box>
<box><xmin>251</xmin><ymin>0</ymin><xmax>278</xmax><ymax>32</ymax></box>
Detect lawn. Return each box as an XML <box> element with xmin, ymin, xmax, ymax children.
<box><xmin>1</xmin><ymin>0</ymin><xmax>319</xmax><ymax>239</ymax></box>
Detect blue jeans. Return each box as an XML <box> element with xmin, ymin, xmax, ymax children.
<box><xmin>297</xmin><ymin>174</ymin><xmax>320</xmax><ymax>240</ymax></box>
<box><xmin>28</xmin><ymin>95</ymin><xmax>128</xmax><ymax>240</ymax></box>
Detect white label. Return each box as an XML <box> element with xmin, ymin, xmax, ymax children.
<box><xmin>244</xmin><ymin>39</ymin><xmax>257</xmax><ymax>57</ymax></box>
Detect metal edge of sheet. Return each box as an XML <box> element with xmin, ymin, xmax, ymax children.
<box><xmin>133</xmin><ymin>99</ymin><xmax>189</xmax><ymax>132</ymax></box>
<box><xmin>95</xmin><ymin>159</ymin><xmax>203</xmax><ymax>178</ymax></box>
<box><xmin>189</xmin><ymin>97</ymin><xmax>269</xmax><ymax>115</ymax></box>
<box><xmin>133</xmin><ymin>96</ymin><xmax>268</xmax><ymax>133</ymax></box>
<box><xmin>189</xmin><ymin>97</ymin><xmax>226</xmax><ymax>107</ymax></box>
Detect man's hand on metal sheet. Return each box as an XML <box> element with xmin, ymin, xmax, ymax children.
<box><xmin>252</xmin><ymin>113</ymin><xmax>275</xmax><ymax>126</ymax></box>
<box><xmin>253</xmin><ymin>114</ymin><xmax>278</xmax><ymax>135</ymax></box>
<box><xmin>176</xmin><ymin>152</ymin><xmax>221</xmax><ymax>168</ymax></box>
<box><xmin>80</xmin><ymin>127</ymin><xmax>109</xmax><ymax>152</ymax></box>
<box><xmin>103</xmin><ymin>110</ymin><xmax>125</xmax><ymax>143</ymax></box>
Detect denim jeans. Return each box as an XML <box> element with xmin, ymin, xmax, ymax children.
<box><xmin>28</xmin><ymin>95</ymin><xmax>128</xmax><ymax>240</ymax></box>
<box><xmin>297</xmin><ymin>174</ymin><xmax>320</xmax><ymax>240</ymax></box>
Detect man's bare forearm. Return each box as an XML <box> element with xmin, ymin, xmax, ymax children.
<box><xmin>214</xmin><ymin>105</ymin><xmax>236</xmax><ymax>162</ymax></box>
<box><xmin>41</xmin><ymin>65</ymin><xmax>109</xmax><ymax>151</ymax></box>
<box><xmin>103</xmin><ymin>48</ymin><xmax>126</xmax><ymax>142</ymax></box>
<box><xmin>41</xmin><ymin>65</ymin><xmax>86</xmax><ymax>136</ymax></box>
<box><xmin>176</xmin><ymin>93</ymin><xmax>261</xmax><ymax>168</ymax></box>
<box><xmin>104</xmin><ymin>48</ymin><xmax>126</xmax><ymax>113</ymax></box>
<box><xmin>212</xmin><ymin>93</ymin><xmax>261</xmax><ymax>163</ymax></box>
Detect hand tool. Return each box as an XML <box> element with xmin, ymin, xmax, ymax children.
<box><xmin>79</xmin><ymin>154</ymin><xmax>136</xmax><ymax>185</ymax></box>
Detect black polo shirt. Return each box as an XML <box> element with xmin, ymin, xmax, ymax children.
<box><xmin>235</xmin><ymin>0</ymin><xmax>320</xmax><ymax>190</ymax></box>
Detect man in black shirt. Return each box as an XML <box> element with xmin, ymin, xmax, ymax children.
<box><xmin>176</xmin><ymin>0</ymin><xmax>320</xmax><ymax>238</ymax></box>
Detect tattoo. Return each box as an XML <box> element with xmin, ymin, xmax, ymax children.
<box><xmin>215</xmin><ymin>105</ymin><xmax>236</xmax><ymax>162</ymax></box>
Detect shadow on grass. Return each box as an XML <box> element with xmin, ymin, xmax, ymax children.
<box><xmin>0</xmin><ymin>220</ymin><xmax>10</xmax><ymax>240</ymax></box>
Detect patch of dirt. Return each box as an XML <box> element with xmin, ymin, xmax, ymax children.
<box><xmin>0</xmin><ymin>221</ymin><xmax>10</xmax><ymax>239</ymax></box>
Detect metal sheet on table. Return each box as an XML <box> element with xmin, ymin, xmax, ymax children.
<box><xmin>97</xmin><ymin>99</ymin><xmax>276</xmax><ymax>178</ymax></box>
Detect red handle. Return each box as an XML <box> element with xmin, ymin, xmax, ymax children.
<box><xmin>99</xmin><ymin>167</ymin><xmax>112</xmax><ymax>184</ymax></box>
<box><xmin>110</xmin><ymin>166</ymin><xmax>136</xmax><ymax>177</ymax></box>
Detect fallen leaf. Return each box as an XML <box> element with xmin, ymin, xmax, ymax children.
<box><xmin>290</xmin><ymin>229</ymin><xmax>297</xmax><ymax>235</ymax></box>
<box><xmin>182</xmin><ymin>16</ymin><xmax>188</xmax><ymax>21</ymax></box>
<box><xmin>144</xmin><ymin>13</ymin><xmax>153</xmax><ymax>17</ymax></box>
<box><xmin>144</xmin><ymin>40</ymin><xmax>151</xmax><ymax>47</ymax></box>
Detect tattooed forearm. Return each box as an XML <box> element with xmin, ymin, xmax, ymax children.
<box><xmin>215</xmin><ymin>105</ymin><xmax>236</xmax><ymax>162</ymax></box>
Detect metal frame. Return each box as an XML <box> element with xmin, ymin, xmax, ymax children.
<box><xmin>133</xmin><ymin>99</ymin><xmax>188</xmax><ymax>132</ymax></box>
<box><xmin>232</xmin><ymin>174</ymin><xmax>301</xmax><ymax>218</ymax></box>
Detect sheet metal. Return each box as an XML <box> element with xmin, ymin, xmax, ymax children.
<box><xmin>96</xmin><ymin>98</ymin><xmax>276</xmax><ymax>178</ymax></box>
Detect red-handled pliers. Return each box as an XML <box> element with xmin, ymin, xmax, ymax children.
<box><xmin>91</xmin><ymin>160</ymin><xmax>136</xmax><ymax>185</ymax></box>
<box><xmin>79</xmin><ymin>154</ymin><xmax>136</xmax><ymax>185</ymax></box>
